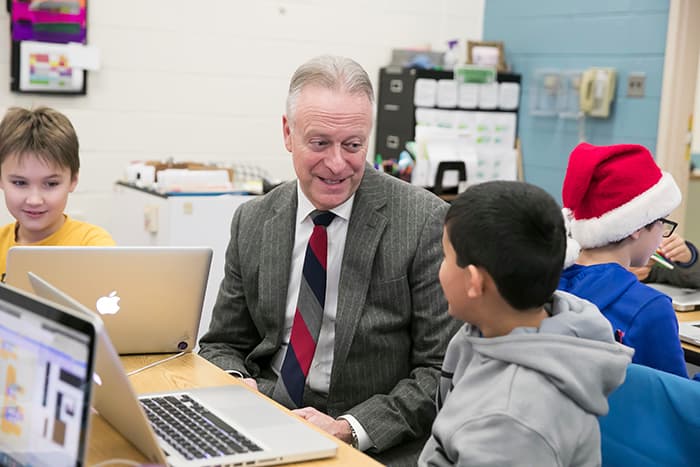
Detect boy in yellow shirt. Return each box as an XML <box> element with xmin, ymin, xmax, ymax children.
<box><xmin>0</xmin><ymin>106</ymin><xmax>115</xmax><ymax>279</ymax></box>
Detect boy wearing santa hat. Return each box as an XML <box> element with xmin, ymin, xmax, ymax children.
<box><xmin>558</xmin><ymin>142</ymin><xmax>688</xmax><ymax>378</ymax></box>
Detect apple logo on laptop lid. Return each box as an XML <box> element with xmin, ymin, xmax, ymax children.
<box><xmin>96</xmin><ymin>291</ymin><xmax>121</xmax><ymax>315</ymax></box>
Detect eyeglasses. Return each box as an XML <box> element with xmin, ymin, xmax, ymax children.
<box><xmin>658</xmin><ymin>217</ymin><xmax>677</xmax><ymax>238</ymax></box>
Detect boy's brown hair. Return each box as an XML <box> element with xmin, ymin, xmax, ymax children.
<box><xmin>0</xmin><ymin>106</ymin><xmax>80</xmax><ymax>178</ymax></box>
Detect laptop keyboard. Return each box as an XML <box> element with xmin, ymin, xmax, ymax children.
<box><xmin>141</xmin><ymin>393</ymin><xmax>263</xmax><ymax>461</ymax></box>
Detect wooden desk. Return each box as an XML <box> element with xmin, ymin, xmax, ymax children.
<box><xmin>87</xmin><ymin>353</ymin><xmax>382</xmax><ymax>466</ymax></box>
<box><xmin>677</xmin><ymin>310</ymin><xmax>700</xmax><ymax>366</ymax></box>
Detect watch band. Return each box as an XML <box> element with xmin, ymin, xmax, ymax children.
<box><xmin>348</xmin><ymin>422</ymin><xmax>359</xmax><ymax>449</ymax></box>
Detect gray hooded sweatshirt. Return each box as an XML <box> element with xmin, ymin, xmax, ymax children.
<box><xmin>418</xmin><ymin>290</ymin><xmax>634</xmax><ymax>467</ymax></box>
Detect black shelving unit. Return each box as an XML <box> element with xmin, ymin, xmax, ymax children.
<box><xmin>375</xmin><ymin>67</ymin><xmax>521</xmax><ymax>162</ymax></box>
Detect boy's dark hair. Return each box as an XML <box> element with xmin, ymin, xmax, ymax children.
<box><xmin>445</xmin><ymin>180</ymin><xmax>566</xmax><ymax>310</ymax></box>
<box><xmin>0</xmin><ymin>106</ymin><xmax>80</xmax><ymax>177</ymax></box>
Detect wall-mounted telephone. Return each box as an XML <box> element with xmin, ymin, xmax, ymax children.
<box><xmin>579</xmin><ymin>68</ymin><xmax>616</xmax><ymax>118</ymax></box>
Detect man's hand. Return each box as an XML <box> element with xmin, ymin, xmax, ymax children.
<box><xmin>226</xmin><ymin>371</ymin><xmax>259</xmax><ymax>391</ymax></box>
<box><xmin>242</xmin><ymin>378</ymin><xmax>258</xmax><ymax>390</ymax></box>
<box><xmin>292</xmin><ymin>407</ymin><xmax>352</xmax><ymax>444</ymax></box>
<box><xmin>658</xmin><ymin>233</ymin><xmax>692</xmax><ymax>263</ymax></box>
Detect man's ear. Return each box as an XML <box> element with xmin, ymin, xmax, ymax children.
<box><xmin>629</xmin><ymin>229</ymin><xmax>642</xmax><ymax>240</ymax></box>
<box><xmin>465</xmin><ymin>264</ymin><xmax>485</xmax><ymax>299</ymax></box>
<box><xmin>282</xmin><ymin>115</ymin><xmax>293</xmax><ymax>153</ymax></box>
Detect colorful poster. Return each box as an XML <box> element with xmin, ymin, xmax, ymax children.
<box><xmin>19</xmin><ymin>41</ymin><xmax>84</xmax><ymax>92</ymax></box>
<box><xmin>12</xmin><ymin>0</ymin><xmax>87</xmax><ymax>43</ymax></box>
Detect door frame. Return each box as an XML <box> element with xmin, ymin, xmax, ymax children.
<box><xmin>656</xmin><ymin>0</ymin><xmax>700</xmax><ymax>231</ymax></box>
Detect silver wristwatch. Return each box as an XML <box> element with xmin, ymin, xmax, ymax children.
<box><xmin>348</xmin><ymin>423</ymin><xmax>359</xmax><ymax>449</ymax></box>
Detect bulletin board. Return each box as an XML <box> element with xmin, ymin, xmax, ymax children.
<box><xmin>9</xmin><ymin>0</ymin><xmax>88</xmax><ymax>95</ymax></box>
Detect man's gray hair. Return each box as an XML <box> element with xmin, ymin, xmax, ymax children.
<box><xmin>285</xmin><ymin>55</ymin><xmax>374</xmax><ymax>126</ymax></box>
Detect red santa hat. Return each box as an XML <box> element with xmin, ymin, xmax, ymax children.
<box><xmin>562</xmin><ymin>142</ymin><xmax>681</xmax><ymax>249</ymax></box>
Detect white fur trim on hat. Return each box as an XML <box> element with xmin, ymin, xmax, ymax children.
<box><xmin>562</xmin><ymin>208</ymin><xmax>581</xmax><ymax>268</ymax></box>
<box><xmin>570</xmin><ymin>171</ymin><xmax>681</xmax><ymax>249</ymax></box>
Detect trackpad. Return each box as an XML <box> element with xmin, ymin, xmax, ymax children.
<box><xmin>192</xmin><ymin>386</ymin><xmax>296</xmax><ymax>429</ymax></box>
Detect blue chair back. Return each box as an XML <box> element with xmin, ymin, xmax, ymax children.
<box><xmin>599</xmin><ymin>363</ymin><xmax>700</xmax><ymax>467</ymax></box>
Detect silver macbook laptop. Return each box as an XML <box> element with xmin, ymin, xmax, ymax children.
<box><xmin>646</xmin><ymin>283</ymin><xmax>700</xmax><ymax>312</ymax></box>
<box><xmin>0</xmin><ymin>281</ymin><xmax>99</xmax><ymax>467</ymax></box>
<box><xmin>678</xmin><ymin>321</ymin><xmax>700</xmax><ymax>347</ymax></box>
<box><xmin>28</xmin><ymin>272</ymin><xmax>338</xmax><ymax>467</ymax></box>
<box><xmin>5</xmin><ymin>246</ymin><xmax>212</xmax><ymax>354</ymax></box>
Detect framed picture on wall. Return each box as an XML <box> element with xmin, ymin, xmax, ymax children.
<box><xmin>10</xmin><ymin>40</ymin><xmax>87</xmax><ymax>95</ymax></box>
<box><xmin>467</xmin><ymin>40</ymin><xmax>507</xmax><ymax>71</ymax></box>
<box><xmin>8</xmin><ymin>0</ymin><xmax>89</xmax><ymax>95</ymax></box>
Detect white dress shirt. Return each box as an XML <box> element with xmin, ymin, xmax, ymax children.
<box><xmin>271</xmin><ymin>184</ymin><xmax>352</xmax><ymax>387</ymax></box>
<box><xmin>270</xmin><ymin>185</ymin><xmax>372</xmax><ymax>451</ymax></box>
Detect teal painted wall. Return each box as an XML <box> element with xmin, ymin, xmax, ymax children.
<box><xmin>484</xmin><ymin>0</ymin><xmax>670</xmax><ymax>200</ymax></box>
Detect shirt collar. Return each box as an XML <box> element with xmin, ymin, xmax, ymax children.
<box><xmin>296</xmin><ymin>183</ymin><xmax>354</xmax><ymax>224</ymax></box>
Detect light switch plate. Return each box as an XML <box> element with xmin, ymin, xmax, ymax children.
<box><xmin>627</xmin><ymin>73</ymin><xmax>646</xmax><ymax>98</ymax></box>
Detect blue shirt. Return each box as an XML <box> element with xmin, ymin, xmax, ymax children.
<box><xmin>559</xmin><ymin>263</ymin><xmax>688</xmax><ymax>378</ymax></box>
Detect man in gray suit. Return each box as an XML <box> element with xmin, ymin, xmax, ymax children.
<box><xmin>199</xmin><ymin>55</ymin><xmax>458</xmax><ymax>466</ymax></box>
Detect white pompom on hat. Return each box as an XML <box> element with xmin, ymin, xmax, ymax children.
<box><xmin>562</xmin><ymin>142</ymin><xmax>681</xmax><ymax>249</ymax></box>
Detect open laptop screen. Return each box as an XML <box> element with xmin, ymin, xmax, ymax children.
<box><xmin>0</xmin><ymin>284</ymin><xmax>97</xmax><ymax>467</ymax></box>
<box><xmin>5</xmin><ymin>246</ymin><xmax>213</xmax><ymax>354</ymax></box>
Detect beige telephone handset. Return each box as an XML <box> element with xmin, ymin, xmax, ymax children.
<box><xmin>579</xmin><ymin>68</ymin><xmax>616</xmax><ymax>118</ymax></box>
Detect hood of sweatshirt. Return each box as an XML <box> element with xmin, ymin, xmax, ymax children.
<box><xmin>464</xmin><ymin>290</ymin><xmax>633</xmax><ymax>415</ymax></box>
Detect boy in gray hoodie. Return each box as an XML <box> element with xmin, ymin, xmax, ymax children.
<box><xmin>419</xmin><ymin>181</ymin><xmax>633</xmax><ymax>467</ymax></box>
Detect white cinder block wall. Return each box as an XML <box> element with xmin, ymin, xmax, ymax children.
<box><xmin>0</xmin><ymin>0</ymin><xmax>484</xmax><ymax>232</ymax></box>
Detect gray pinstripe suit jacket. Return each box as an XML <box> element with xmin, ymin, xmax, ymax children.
<box><xmin>199</xmin><ymin>165</ymin><xmax>459</xmax><ymax>466</ymax></box>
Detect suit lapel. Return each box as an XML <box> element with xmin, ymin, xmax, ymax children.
<box><xmin>258</xmin><ymin>183</ymin><xmax>297</xmax><ymax>347</ymax></box>
<box><xmin>332</xmin><ymin>167</ymin><xmax>388</xmax><ymax>381</ymax></box>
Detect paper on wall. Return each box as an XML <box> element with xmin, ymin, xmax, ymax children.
<box><xmin>19</xmin><ymin>40</ymin><xmax>84</xmax><ymax>92</ymax></box>
<box><xmin>415</xmin><ymin>107</ymin><xmax>438</xmax><ymax>127</ymax></box>
<box><xmin>67</xmin><ymin>42</ymin><xmax>101</xmax><ymax>70</ymax></box>
<box><xmin>465</xmin><ymin>148</ymin><xmax>518</xmax><ymax>183</ymax></box>
<box><xmin>411</xmin><ymin>124</ymin><xmax>517</xmax><ymax>187</ymax></box>
<box><xmin>435</xmin><ymin>109</ymin><xmax>457</xmax><ymax>129</ymax></box>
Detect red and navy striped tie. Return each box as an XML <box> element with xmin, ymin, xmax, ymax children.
<box><xmin>276</xmin><ymin>210</ymin><xmax>335</xmax><ymax>407</ymax></box>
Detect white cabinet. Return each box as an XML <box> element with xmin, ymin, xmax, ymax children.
<box><xmin>111</xmin><ymin>182</ymin><xmax>254</xmax><ymax>343</ymax></box>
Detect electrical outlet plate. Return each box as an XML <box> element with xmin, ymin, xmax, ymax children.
<box><xmin>627</xmin><ymin>73</ymin><xmax>646</xmax><ymax>98</ymax></box>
